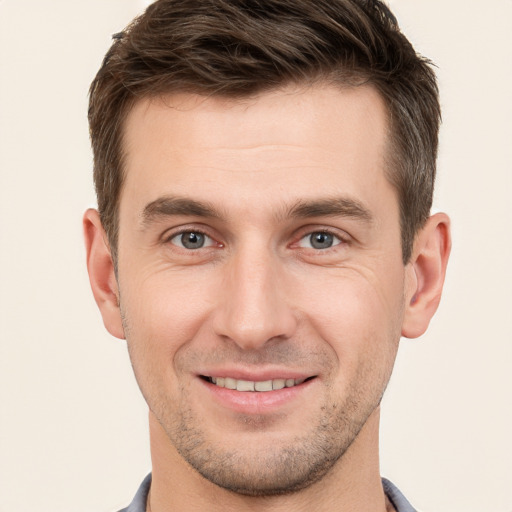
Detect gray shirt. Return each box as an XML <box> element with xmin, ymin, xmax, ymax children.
<box><xmin>119</xmin><ymin>474</ymin><xmax>417</xmax><ymax>511</ymax></box>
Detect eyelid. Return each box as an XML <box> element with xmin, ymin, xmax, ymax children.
<box><xmin>161</xmin><ymin>225</ymin><xmax>221</xmax><ymax>248</ymax></box>
<box><xmin>292</xmin><ymin>225</ymin><xmax>351</xmax><ymax>245</ymax></box>
<box><xmin>297</xmin><ymin>231</ymin><xmax>343</xmax><ymax>249</ymax></box>
<box><xmin>171</xmin><ymin>232</ymin><xmax>216</xmax><ymax>249</ymax></box>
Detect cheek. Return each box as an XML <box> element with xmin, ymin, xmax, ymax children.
<box><xmin>118</xmin><ymin>266</ymin><xmax>218</xmax><ymax>390</ymax></box>
<box><xmin>291</xmin><ymin>266</ymin><xmax>405</xmax><ymax>370</ymax></box>
<box><xmin>121</xmin><ymin>259</ymin><xmax>218</xmax><ymax>337</ymax></box>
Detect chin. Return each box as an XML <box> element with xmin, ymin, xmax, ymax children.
<box><xmin>185</xmin><ymin>446</ymin><xmax>341</xmax><ymax>497</ymax></box>
<box><xmin>163</xmin><ymin>402</ymin><xmax>370</xmax><ymax>497</ymax></box>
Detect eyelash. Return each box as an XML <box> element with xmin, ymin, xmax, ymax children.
<box><xmin>164</xmin><ymin>228</ymin><xmax>219</xmax><ymax>250</ymax></box>
<box><xmin>162</xmin><ymin>227</ymin><xmax>349</xmax><ymax>253</ymax></box>
<box><xmin>295</xmin><ymin>230</ymin><xmax>345</xmax><ymax>251</ymax></box>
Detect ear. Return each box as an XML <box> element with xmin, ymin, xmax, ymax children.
<box><xmin>402</xmin><ymin>212</ymin><xmax>451</xmax><ymax>339</ymax></box>
<box><xmin>83</xmin><ymin>209</ymin><xmax>125</xmax><ymax>339</ymax></box>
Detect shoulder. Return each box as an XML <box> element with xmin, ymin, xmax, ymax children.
<box><xmin>117</xmin><ymin>473</ymin><xmax>152</xmax><ymax>512</ymax></box>
<box><xmin>382</xmin><ymin>478</ymin><xmax>418</xmax><ymax>512</ymax></box>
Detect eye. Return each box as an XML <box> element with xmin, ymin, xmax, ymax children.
<box><xmin>298</xmin><ymin>231</ymin><xmax>342</xmax><ymax>250</ymax></box>
<box><xmin>169</xmin><ymin>231</ymin><xmax>215</xmax><ymax>250</ymax></box>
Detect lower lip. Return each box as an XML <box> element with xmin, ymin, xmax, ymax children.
<box><xmin>200</xmin><ymin>378</ymin><xmax>316</xmax><ymax>415</ymax></box>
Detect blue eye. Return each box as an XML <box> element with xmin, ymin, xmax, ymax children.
<box><xmin>170</xmin><ymin>231</ymin><xmax>214</xmax><ymax>250</ymax></box>
<box><xmin>298</xmin><ymin>232</ymin><xmax>341</xmax><ymax>250</ymax></box>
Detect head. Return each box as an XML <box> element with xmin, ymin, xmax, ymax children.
<box><xmin>85</xmin><ymin>0</ymin><xmax>450</xmax><ymax>500</ymax></box>
<box><xmin>89</xmin><ymin>0</ymin><xmax>440</xmax><ymax>266</ymax></box>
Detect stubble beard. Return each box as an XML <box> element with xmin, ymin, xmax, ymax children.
<box><xmin>122</xmin><ymin>310</ymin><xmax>399</xmax><ymax>497</ymax></box>
<box><xmin>150</xmin><ymin>370</ymin><xmax>385</xmax><ymax>497</ymax></box>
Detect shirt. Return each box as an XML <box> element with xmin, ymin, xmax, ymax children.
<box><xmin>119</xmin><ymin>473</ymin><xmax>417</xmax><ymax>511</ymax></box>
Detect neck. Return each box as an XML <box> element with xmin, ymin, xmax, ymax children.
<box><xmin>147</xmin><ymin>408</ymin><xmax>391</xmax><ymax>512</ymax></box>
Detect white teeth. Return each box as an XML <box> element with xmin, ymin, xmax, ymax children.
<box><xmin>236</xmin><ymin>380</ymin><xmax>255</xmax><ymax>392</ymax></box>
<box><xmin>273</xmin><ymin>379</ymin><xmax>285</xmax><ymax>390</ymax></box>
<box><xmin>224</xmin><ymin>377</ymin><xmax>237</xmax><ymax>390</ymax></box>
<box><xmin>209</xmin><ymin>376</ymin><xmax>308</xmax><ymax>392</ymax></box>
<box><xmin>254</xmin><ymin>380</ymin><xmax>273</xmax><ymax>392</ymax></box>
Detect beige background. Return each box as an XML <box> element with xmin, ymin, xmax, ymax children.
<box><xmin>0</xmin><ymin>1</ymin><xmax>511</xmax><ymax>511</ymax></box>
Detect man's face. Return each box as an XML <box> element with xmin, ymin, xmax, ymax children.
<box><xmin>116</xmin><ymin>84</ymin><xmax>411</xmax><ymax>494</ymax></box>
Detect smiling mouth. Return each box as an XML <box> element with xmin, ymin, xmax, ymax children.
<box><xmin>202</xmin><ymin>376</ymin><xmax>316</xmax><ymax>392</ymax></box>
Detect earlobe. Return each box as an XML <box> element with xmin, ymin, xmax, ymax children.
<box><xmin>402</xmin><ymin>213</ymin><xmax>451</xmax><ymax>339</ymax></box>
<box><xmin>83</xmin><ymin>209</ymin><xmax>125</xmax><ymax>339</ymax></box>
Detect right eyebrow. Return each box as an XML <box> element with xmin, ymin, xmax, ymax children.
<box><xmin>140</xmin><ymin>196</ymin><xmax>224</xmax><ymax>228</ymax></box>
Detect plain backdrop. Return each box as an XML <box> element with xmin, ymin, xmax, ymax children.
<box><xmin>0</xmin><ymin>1</ymin><xmax>511</xmax><ymax>511</ymax></box>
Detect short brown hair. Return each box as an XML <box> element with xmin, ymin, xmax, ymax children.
<box><xmin>89</xmin><ymin>0</ymin><xmax>440</xmax><ymax>264</ymax></box>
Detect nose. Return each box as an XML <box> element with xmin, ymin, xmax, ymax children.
<box><xmin>212</xmin><ymin>247</ymin><xmax>298</xmax><ymax>350</ymax></box>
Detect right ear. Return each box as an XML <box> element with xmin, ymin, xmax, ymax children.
<box><xmin>83</xmin><ymin>209</ymin><xmax>125</xmax><ymax>339</ymax></box>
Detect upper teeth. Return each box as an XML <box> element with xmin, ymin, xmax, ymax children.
<box><xmin>210</xmin><ymin>377</ymin><xmax>306</xmax><ymax>392</ymax></box>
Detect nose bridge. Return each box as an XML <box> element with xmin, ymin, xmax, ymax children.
<box><xmin>213</xmin><ymin>239</ymin><xmax>297</xmax><ymax>349</ymax></box>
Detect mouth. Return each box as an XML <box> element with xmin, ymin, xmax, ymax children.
<box><xmin>201</xmin><ymin>375</ymin><xmax>316</xmax><ymax>392</ymax></box>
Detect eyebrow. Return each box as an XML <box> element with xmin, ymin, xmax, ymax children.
<box><xmin>140</xmin><ymin>195</ymin><xmax>373</xmax><ymax>227</ymax></box>
<box><xmin>141</xmin><ymin>196</ymin><xmax>224</xmax><ymax>227</ymax></box>
<box><xmin>284</xmin><ymin>197</ymin><xmax>373</xmax><ymax>223</ymax></box>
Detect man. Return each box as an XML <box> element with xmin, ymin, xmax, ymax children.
<box><xmin>84</xmin><ymin>0</ymin><xmax>451</xmax><ymax>510</ymax></box>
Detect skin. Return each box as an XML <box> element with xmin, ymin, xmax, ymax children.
<box><xmin>84</xmin><ymin>84</ymin><xmax>451</xmax><ymax>511</ymax></box>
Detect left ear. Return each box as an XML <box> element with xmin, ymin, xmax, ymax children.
<box><xmin>402</xmin><ymin>212</ymin><xmax>451</xmax><ymax>338</ymax></box>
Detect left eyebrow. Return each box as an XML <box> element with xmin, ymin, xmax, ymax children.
<box><xmin>283</xmin><ymin>197</ymin><xmax>373</xmax><ymax>224</ymax></box>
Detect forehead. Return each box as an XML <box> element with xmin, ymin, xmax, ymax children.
<box><xmin>120</xmin><ymin>84</ymin><xmax>393</xmax><ymax>218</ymax></box>
<box><xmin>123</xmin><ymin>83</ymin><xmax>389</xmax><ymax>153</ymax></box>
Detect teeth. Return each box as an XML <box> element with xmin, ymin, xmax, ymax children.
<box><xmin>236</xmin><ymin>380</ymin><xmax>255</xmax><ymax>392</ymax></box>
<box><xmin>224</xmin><ymin>377</ymin><xmax>237</xmax><ymax>390</ymax></box>
<box><xmin>209</xmin><ymin>376</ymin><xmax>308</xmax><ymax>392</ymax></box>
<box><xmin>254</xmin><ymin>380</ymin><xmax>273</xmax><ymax>392</ymax></box>
<box><xmin>273</xmin><ymin>379</ymin><xmax>285</xmax><ymax>390</ymax></box>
